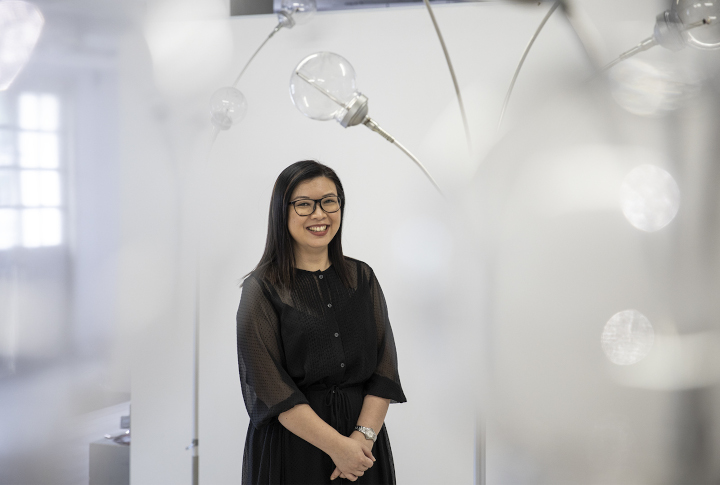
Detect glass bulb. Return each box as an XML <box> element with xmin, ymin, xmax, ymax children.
<box><xmin>0</xmin><ymin>1</ymin><xmax>45</xmax><ymax>90</ymax></box>
<box><xmin>209</xmin><ymin>87</ymin><xmax>247</xmax><ymax>131</ymax></box>
<box><xmin>601</xmin><ymin>310</ymin><xmax>655</xmax><ymax>366</ymax></box>
<box><xmin>278</xmin><ymin>0</ymin><xmax>316</xmax><ymax>28</ymax></box>
<box><xmin>656</xmin><ymin>0</ymin><xmax>720</xmax><ymax>51</ymax></box>
<box><xmin>673</xmin><ymin>0</ymin><xmax>720</xmax><ymax>49</ymax></box>
<box><xmin>289</xmin><ymin>52</ymin><xmax>360</xmax><ymax>122</ymax></box>
<box><xmin>620</xmin><ymin>164</ymin><xmax>680</xmax><ymax>232</ymax></box>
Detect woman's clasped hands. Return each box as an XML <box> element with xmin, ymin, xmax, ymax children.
<box><xmin>329</xmin><ymin>434</ymin><xmax>375</xmax><ymax>481</ymax></box>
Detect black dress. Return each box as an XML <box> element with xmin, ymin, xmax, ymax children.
<box><xmin>237</xmin><ymin>258</ymin><xmax>406</xmax><ymax>484</ymax></box>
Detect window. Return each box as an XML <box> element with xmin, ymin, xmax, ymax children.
<box><xmin>0</xmin><ymin>92</ymin><xmax>63</xmax><ymax>249</ymax></box>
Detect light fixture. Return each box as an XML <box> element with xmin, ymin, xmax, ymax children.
<box><xmin>604</xmin><ymin>0</ymin><xmax>719</xmax><ymax>71</ymax></box>
<box><xmin>289</xmin><ymin>51</ymin><xmax>443</xmax><ymax>196</ymax></box>
<box><xmin>620</xmin><ymin>164</ymin><xmax>680</xmax><ymax>233</ymax></box>
<box><xmin>208</xmin><ymin>0</ymin><xmax>316</xmax><ymax>133</ymax></box>
<box><xmin>601</xmin><ymin>309</ymin><xmax>655</xmax><ymax>366</ymax></box>
<box><xmin>0</xmin><ymin>0</ymin><xmax>44</xmax><ymax>91</ymax></box>
<box><xmin>209</xmin><ymin>86</ymin><xmax>247</xmax><ymax>133</ymax></box>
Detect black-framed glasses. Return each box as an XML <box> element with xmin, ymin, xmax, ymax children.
<box><xmin>289</xmin><ymin>196</ymin><xmax>342</xmax><ymax>216</ymax></box>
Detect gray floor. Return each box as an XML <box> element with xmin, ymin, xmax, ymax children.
<box><xmin>0</xmin><ymin>362</ymin><xmax>129</xmax><ymax>485</ymax></box>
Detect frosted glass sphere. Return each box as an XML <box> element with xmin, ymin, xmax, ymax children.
<box><xmin>289</xmin><ymin>52</ymin><xmax>359</xmax><ymax>122</ymax></box>
<box><xmin>601</xmin><ymin>310</ymin><xmax>655</xmax><ymax>366</ymax></box>
<box><xmin>608</xmin><ymin>59</ymin><xmax>700</xmax><ymax>116</ymax></box>
<box><xmin>620</xmin><ymin>164</ymin><xmax>680</xmax><ymax>232</ymax></box>
<box><xmin>210</xmin><ymin>87</ymin><xmax>247</xmax><ymax>130</ymax></box>
<box><xmin>278</xmin><ymin>0</ymin><xmax>316</xmax><ymax>27</ymax></box>
<box><xmin>673</xmin><ymin>0</ymin><xmax>720</xmax><ymax>50</ymax></box>
<box><xmin>0</xmin><ymin>1</ymin><xmax>45</xmax><ymax>90</ymax></box>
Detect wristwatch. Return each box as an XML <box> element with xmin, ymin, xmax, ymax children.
<box><xmin>354</xmin><ymin>426</ymin><xmax>377</xmax><ymax>443</ymax></box>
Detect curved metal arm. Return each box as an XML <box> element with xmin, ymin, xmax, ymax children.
<box><xmin>232</xmin><ymin>23</ymin><xmax>283</xmax><ymax>88</ymax></box>
<box><xmin>363</xmin><ymin>117</ymin><xmax>445</xmax><ymax>198</ymax></box>
<box><xmin>600</xmin><ymin>37</ymin><xmax>657</xmax><ymax>72</ymax></box>
<box><xmin>423</xmin><ymin>0</ymin><xmax>471</xmax><ymax>153</ymax></box>
<box><xmin>497</xmin><ymin>0</ymin><xmax>560</xmax><ymax>131</ymax></box>
<box><xmin>601</xmin><ymin>17</ymin><xmax>712</xmax><ymax>73</ymax></box>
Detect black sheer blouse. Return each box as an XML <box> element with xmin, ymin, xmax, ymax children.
<box><xmin>237</xmin><ymin>258</ymin><xmax>406</xmax><ymax>484</ymax></box>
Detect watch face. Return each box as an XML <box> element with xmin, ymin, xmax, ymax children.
<box><xmin>357</xmin><ymin>426</ymin><xmax>375</xmax><ymax>440</ymax></box>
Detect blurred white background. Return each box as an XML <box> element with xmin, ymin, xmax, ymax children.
<box><xmin>1</xmin><ymin>0</ymin><xmax>719</xmax><ymax>484</ymax></box>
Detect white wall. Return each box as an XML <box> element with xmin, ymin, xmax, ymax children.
<box><xmin>121</xmin><ymin>0</ymin><xmax>720</xmax><ymax>484</ymax></box>
<box><xmin>192</xmin><ymin>4</ymin><xmax>588</xmax><ymax>485</ymax></box>
<box><xmin>122</xmin><ymin>2</ymin><xmax>576</xmax><ymax>483</ymax></box>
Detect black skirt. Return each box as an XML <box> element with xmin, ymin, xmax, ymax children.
<box><xmin>242</xmin><ymin>384</ymin><xmax>396</xmax><ymax>484</ymax></box>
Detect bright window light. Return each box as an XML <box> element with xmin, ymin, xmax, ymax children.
<box><xmin>19</xmin><ymin>131</ymin><xmax>58</xmax><ymax>168</ymax></box>
<box><xmin>18</xmin><ymin>131</ymin><xmax>38</xmax><ymax>167</ymax></box>
<box><xmin>0</xmin><ymin>91</ymin><xmax>63</xmax><ymax>249</ymax></box>
<box><xmin>18</xmin><ymin>92</ymin><xmax>39</xmax><ymax>129</ymax></box>
<box><xmin>39</xmin><ymin>133</ymin><xmax>58</xmax><ymax>168</ymax></box>
<box><xmin>18</xmin><ymin>93</ymin><xmax>59</xmax><ymax>131</ymax></box>
<box><xmin>20</xmin><ymin>170</ymin><xmax>60</xmax><ymax>207</ymax></box>
<box><xmin>0</xmin><ymin>209</ymin><xmax>18</xmax><ymax>249</ymax></box>
<box><xmin>22</xmin><ymin>208</ymin><xmax>61</xmax><ymax>247</ymax></box>
<box><xmin>0</xmin><ymin>129</ymin><xmax>13</xmax><ymax>166</ymax></box>
<box><xmin>0</xmin><ymin>170</ymin><xmax>19</xmax><ymax>205</ymax></box>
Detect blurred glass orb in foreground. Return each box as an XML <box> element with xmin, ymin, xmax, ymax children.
<box><xmin>210</xmin><ymin>87</ymin><xmax>247</xmax><ymax>130</ymax></box>
<box><xmin>601</xmin><ymin>310</ymin><xmax>655</xmax><ymax>365</ymax></box>
<box><xmin>609</xmin><ymin>59</ymin><xmax>699</xmax><ymax>116</ymax></box>
<box><xmin>0</xmin><ymin>1</ymin><xmax>45</xmax><ymax>90</ymax></box>
<box><xmin>620</xmin><ymin>164</ymin><xmax>680</xmax><ymax>232</ymax></box>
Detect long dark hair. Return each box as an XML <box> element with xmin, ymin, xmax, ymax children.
<box><xmin>244</xmin><ymin>160</ymin><xmax>351</xmax><ymax>289</ymax></box>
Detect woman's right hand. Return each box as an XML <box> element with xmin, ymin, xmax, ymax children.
<box><xmin>329</xmin><ymin>436</ymin><xmax>375</xmax><ymax>481</ymax></box>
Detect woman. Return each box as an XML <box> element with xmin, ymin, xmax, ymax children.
<box><xmin>237</xmin><ymin>160</ymin><xmax>406</xmax><ymax>484</ymax></box>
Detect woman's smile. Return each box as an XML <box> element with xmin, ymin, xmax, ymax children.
<box><xmin>307</xmin><ymin>224</ymin><xmax>329</xmax><ymax>236</ymax></box>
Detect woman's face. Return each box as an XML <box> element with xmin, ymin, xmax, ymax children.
<box><xmin>287</xmin><ymin>176</ymin><xmax>341</xmax><ymax>256</ymax></box>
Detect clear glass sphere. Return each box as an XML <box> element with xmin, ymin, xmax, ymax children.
<box><xmin>209</xmin><ymin>87</ymin><xmax>247</xmax><ymax>131</ymax></box>
<box><xmin>620</xmin><ymin>164</ymin><xmax>680</xmax><ymax>232</ymax></box>
<box><xmin>601</xmin><ymin>310</ymin><xmax>655</xmax><ymax>366</ymax></box>
<box><xmin>279</xmin><ymin>0</ymin><xmax>316</xmax><ymax>26</ymax></box>
<box><xmin>673</xmin><ymin>0</ymin><xmax>720</xmax><ymax>49</ymax></box>
<box><xmin>289</xmin><ymin>52</ymin><xmax>359</xmax><ymax>122</ymax></box>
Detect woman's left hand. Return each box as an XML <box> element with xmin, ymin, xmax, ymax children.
<box><xmin>331</xmin><ymin>431</ymin><xmax>374</xmax><ymax>480</ymax></box>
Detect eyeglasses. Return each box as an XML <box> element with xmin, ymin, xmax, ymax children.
<box><xmin>289</xmin><ymin>196</ymin><xmax>341</xmax><ymax>216</ymax></box>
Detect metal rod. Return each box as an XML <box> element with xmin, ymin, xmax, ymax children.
<box><xmin>423</xmin><ymin>0</ymin><xmax>472</xmax><ymax>153</ymax></box>
<box><xmin>362</xmin><ymin>117</ymin><xmax>445</xmax><ymax>198</ymax></box>
<box><xmin>601</xmin><ymin>36</ymin><xmax>657</xmax><ymax>72</ymax></box>
<box><xmin>232</xmin><ymin>23</ymin><xmax>282</xmax><ymax>88</ymax></box>
<box><xmin>191</xmin><ymin>234</ymin><xmax>200</xmax><ymax>485</ymax></box>
<box><xmin>295</xmin><ymin>70</ymin><xmax>347</xmax><ymax>107</ymax></box>
<box><xmin>497</xmin><ymin>0</ymin><xmax>560</xmax><ymax>131</ymax></box>
<box><xmin>601</xmin><ymin>18</ymin><xmax>711</xmax><ymax>73</ymax></box>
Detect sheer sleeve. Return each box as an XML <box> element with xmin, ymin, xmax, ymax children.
<box><xmin>237</xmin><ymin>275</ymin><xmax>309</xmax><ymax>428</ymax></box>
<box><xmin>363</xmin><ymin>268</ymin><xmax>407</xmax><ymax>403</ymax></box>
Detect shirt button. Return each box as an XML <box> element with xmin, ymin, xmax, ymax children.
<box><xmin>318</xmin><ymin>275</ymin><xmax>323</xmax><ymax>279</ymax></box>
<box><xmin>334</xmin><ymin>332</ymin><xmax>339</xmax><ymax>337</ymax></box>
<box><xmin>340</xmin><ymin>363</ymin><xmax>345</xmax><ymax>368</ymax></box>
<box><xmin>327</xmin><ymin>303</ymin><xmax>332</xmax><ymax>308</ymax></box>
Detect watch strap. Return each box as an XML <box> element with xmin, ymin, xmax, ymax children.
<box><xmin>354</xmin><ymin>425</ymin><xmax>377</xmax><ymax>442</ymax></box>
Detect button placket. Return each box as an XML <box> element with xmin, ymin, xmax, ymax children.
<box><xmin>318</xmin><ymin>271</ymin><xmax>345</xmax><ymax>376</ymax></box>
